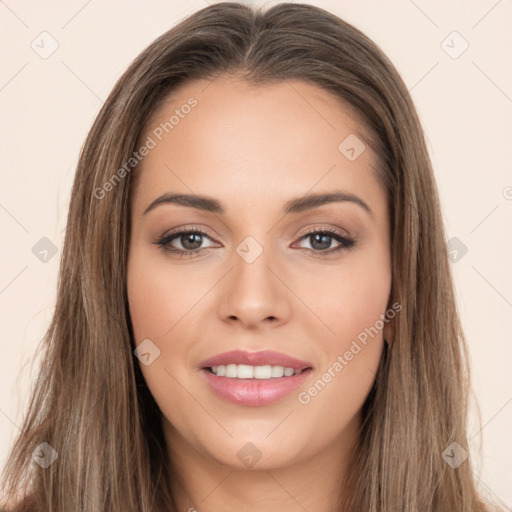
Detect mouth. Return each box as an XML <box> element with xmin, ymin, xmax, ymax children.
<box><xmin>200</xmin><ymin>366</ymin><xmax>313</xmax><ymax>407</ymax></box>
<box><xmin>199</xmin><ymin>349</ymin><xmax>313</xmax><ymax>374</ymax></box>
<box><xmin>203</xmin><ymin>364</ymin><xmax>312</xmax><ymax>379</ymax></box>
<box><xmin>198</xmin><ymin>349</ymin><xmax>314</xmax><ymax>407</ymax></box>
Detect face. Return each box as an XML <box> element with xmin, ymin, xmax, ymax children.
<box><xmin>127</xmin><ymin>76</ymin><xmax>393</xmax><ymax>472</ymax></box>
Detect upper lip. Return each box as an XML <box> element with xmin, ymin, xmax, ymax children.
<box><xmin>200</xmin><ymin>350</ymin><xmax>313</xmax><ymax>371</ymax></box>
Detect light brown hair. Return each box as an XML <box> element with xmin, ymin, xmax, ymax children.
<box><xmin>1</xmin><ymin>2</ymin><xmax>498</xmax><ymax>511</ymax></box>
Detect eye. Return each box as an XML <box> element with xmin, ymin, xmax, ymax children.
<box><xmin>154</xmin><ymin>226</ymin><xmax>219</xmax><ymax>258</ymax></box>
<box><xmin>293</xmin><ymin>226</ymin><xmax>356</xmax><ymax>255</ymax></box>
<box><xmin>154</xmin><ymin>225</ymin><xmax>356</xmax><ymax>258</ymax></box>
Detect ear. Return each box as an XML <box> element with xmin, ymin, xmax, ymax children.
<box><xmin>383</xmin><ymin>316</ymin><xmax>395</xmax><ymax>346</ymax></box>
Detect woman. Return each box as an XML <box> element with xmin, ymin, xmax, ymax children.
<box><xmin>0</xmin><ymin>2</ymin><xmax>498</xmax><ymax>511</ymax></box>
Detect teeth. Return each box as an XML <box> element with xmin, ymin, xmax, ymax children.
<box><xmin>210</xmin><ymin>364</ymin><xmax>303</xmax><ymax>379</ymax></box>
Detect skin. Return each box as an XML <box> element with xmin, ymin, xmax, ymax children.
<box><xmin>127</xmin><ymin>75</ymin><xmax>394</xmax><ymax>512</ymax></box>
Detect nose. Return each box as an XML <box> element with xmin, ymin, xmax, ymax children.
<box><xmin>217</xmin><ymin>242</ymin><xmax>292</xmax><ymax>329</ymax></box>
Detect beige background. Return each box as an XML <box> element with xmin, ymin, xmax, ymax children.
<box><xmin>1</xmin><ymin>0</ymin><xmax>511</xmax><ymax>508</ymax></box>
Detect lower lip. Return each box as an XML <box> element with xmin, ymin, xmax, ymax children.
<box><xmin>200</xmin><ymin>367</ymin><xmax>313</xmax><ymax>407</ymax></box>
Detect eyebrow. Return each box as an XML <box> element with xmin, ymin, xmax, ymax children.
<box><xmin>143</xmin><ymin>190</ymin><xmax>373</xmax><ymax>218</ymax></box>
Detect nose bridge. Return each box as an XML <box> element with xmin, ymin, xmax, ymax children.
<box><xmin>232</xmin><ymin>233</ymin><xmax>277</xmax><ymax>302</ymax></box>
<box><xmin>218</xmin><ymin>232</ymin><xmax>291</xmax><ymax>325</ymax></box>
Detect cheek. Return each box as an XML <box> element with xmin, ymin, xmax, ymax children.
<box><xmin>127</xmin><ymin>249</ymin><xmax>202</xmax><ymax>340</ymax></box>
<box><xmin>294</xmin><ymin>255</ymin><xmax>390</xmax><ymax>415</ymax></box>
<box><xmin>127</xmin><ymin>251</ymin><xmax>195</xmax><ymax>424</ymax></box>
<box><xmin>299</xmin><ymin>257</ymin><xmax>391</xmax><ymax>344</ymax></box>
<box><xmin>336</xmin><ymin>273</ymin><xmax>390</xmax><ymax>341</ymax></box>
<box><xmin>126</xmin><ymin>246</ymin><xmax>215</xmax><ymax>375</ymax></box>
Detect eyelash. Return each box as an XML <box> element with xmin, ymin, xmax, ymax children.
<box><xmin>154</xmin><ymin>225</ymin><xmax>356</xmax><ymax>259</ymax></box>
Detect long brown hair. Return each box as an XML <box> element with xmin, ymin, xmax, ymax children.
<box><xmin>0</xmin><ymin>2</ymin><xmax>498</xmax><ymax>510</ymax></box>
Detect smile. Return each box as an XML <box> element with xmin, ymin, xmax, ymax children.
<box><xmin>200</xmin><ymin>366</ymin><xmax>313</xmax><ymax>407</ymax></box>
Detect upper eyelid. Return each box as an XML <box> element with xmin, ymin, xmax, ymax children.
<box><xmin>161</xmin><ymin>225</ymin><xmax>353</xmax><ymax>245</ymax></box>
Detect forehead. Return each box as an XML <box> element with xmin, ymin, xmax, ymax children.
<box><xmin>130</xmin><ymin>77</ymin><xmax>385</xmax><ymax>219</ymax></box>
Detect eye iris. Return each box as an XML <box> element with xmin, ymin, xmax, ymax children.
<box><xmin>181</xmin><ymin>232</ymin><xmax>203</xmax><ymax>250</ymax></box>
<box><xmin>310</xmin><ymin>233</ymin><xmax>332</xmax><ymax>250</ymax></box>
